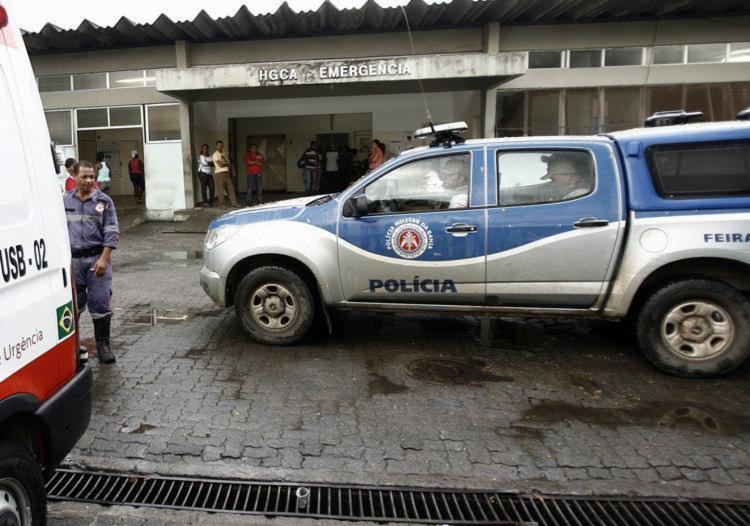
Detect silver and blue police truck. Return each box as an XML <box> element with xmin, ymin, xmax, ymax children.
<box><xmin>201</xmin><ymin>111</ymin><xmax>750</xmax><ymax>378</ymax></box>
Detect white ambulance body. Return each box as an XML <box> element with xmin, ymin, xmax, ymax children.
<box><xmin>0</xmin><ymin>2</ymin><xmax>91</xmax><ymax>524</ymax></box>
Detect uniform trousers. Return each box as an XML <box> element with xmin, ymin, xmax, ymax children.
<box><xmin>73</xmin><ymin>253</ymin><xmax>113</xmax><ymax>320</ymax></box>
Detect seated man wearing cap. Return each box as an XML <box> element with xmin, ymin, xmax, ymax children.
<box><xmin>541</xmin><ymin>153</ymin><xmax>592</xmax><ymax>201</ymax></box>
<box><xmin>441</xmin><ymin>157</ymin><xmax>470</xmax><ymax>208</ymax></box>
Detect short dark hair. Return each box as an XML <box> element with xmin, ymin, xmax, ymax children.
<box><xmin>216</xmin><ymin>140</ymin><xmax>223</xmax><ymax>145</ymax></box>
<box><xmin>95</xmin><ymin>151</ymin><xmax>104</xmax><ymax>162</ymax></box>
<box><xmin>201</xmin><ymin>143</ymin><xmax>209</xmax><ymax>150</ymax></box>
<box><xmin>74</xmin><ymin>160</ymin><xmax>94</xmax><ymax>174</ymax></box>
<box><xmin>64</xmin><ymin>158</ymin><xmax>76</xmax><ymax>169</ymax></box>
<box><xmin>250</xmin><ymin>143</ymin><xmax>257</xmax><ymax>148</ymax></box>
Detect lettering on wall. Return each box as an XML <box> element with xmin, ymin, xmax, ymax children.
<box><xmin>257</xmin><ymin>60</ymin><xmax>411</xmax><ymax>84</ymax></box>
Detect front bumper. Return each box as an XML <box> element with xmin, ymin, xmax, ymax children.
<box><xmin>36</xmin><ymin>364</ymin><xmax>92</xmax><ymax>468</ymax></box>
<box><xmin>200</xmin><ymin>266</ymin><xmax>226</xmax><ymax>307</ymax></box>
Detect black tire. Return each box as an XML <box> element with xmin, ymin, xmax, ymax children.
<box><xmin>0</xmin><ymin>441</ymin><xmax>46</xmax><ymax>526</ymax></box>
<box><xmin>234</xmin><ymin>265</ymin><xmax>315</xmax><ymax>345</ymax></box>
<box><xmin>635</xmin><ymin>279</ymin><xmax>750</xmax><ymax>377</ymax></box>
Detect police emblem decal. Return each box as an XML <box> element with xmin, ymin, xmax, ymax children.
<box><xmin>95</xmin><ymin>202</ymin><xmax>105</xmax><ymax>213</ymax></box>
<box><xmin>385</xmin><ymin>218</ymin><xmax>434</xmax><ymax>259</ymax></box>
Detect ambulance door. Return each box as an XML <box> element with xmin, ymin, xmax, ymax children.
<box><xmin>337</xmin><ymin>147</ymin><xmax>486</xmax><ymax>304</ymax></box>
<box><xmin>0</xmin><ymin>19</ymin><xmax>74</xmax><ymax>394</ymax></box>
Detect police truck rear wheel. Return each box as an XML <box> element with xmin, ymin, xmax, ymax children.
<box><xmin>635</xmin><ymin>279</ymin><xmax>750</xmax><ymax>377</ymax></box>
<box><xmin>0</xmin><ymin>442</ymin><xmax>46</xmax><ymax>526</ymax></box>
<box><xmin>235</xmin><ymin>266</ymin><xmax>314</xmax><ymax>345</ymax></box>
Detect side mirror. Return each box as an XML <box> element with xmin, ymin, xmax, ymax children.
<box><xmin>343</xmin><ymin>192</ymin><xmax>368</xmax><ymax>218</ymax></box>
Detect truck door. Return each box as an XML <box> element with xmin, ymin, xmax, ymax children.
<box><xmin>486</xmin><ymin>143</ymin><xmax>624</xmax><ymax>307</ymax></box>
<box><xmin>337</xmin><ymin>147</ymin><xmax>486</xmax><ymax>304</ymax></box>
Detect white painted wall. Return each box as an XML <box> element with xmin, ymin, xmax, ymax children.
<box><xmin>143</xmin><ymin>142</ymin><xmax>185</xmax><ymax>219</ymax></box>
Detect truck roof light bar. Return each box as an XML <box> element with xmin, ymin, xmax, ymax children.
<box><xmin>414</xmin><ymin>121</ymin><xmax>468</xmax><ymax>148</ymax></box>
<box><xmin>645</xmin><ymin>110</ymin><xmax>703</xmax><ymax>128</ymax></box>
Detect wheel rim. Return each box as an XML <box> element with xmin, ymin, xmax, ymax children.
<box><xmin>661</xmin><ymin>300</ymin><xmax>735</xmax><ymax>360</ymax></box>
<box><xmin>0</xmin><ymin>478</ymin><xmax>32</xmax><ymax>526</ymax></box>
<box><xmin>249</xmin><ymin>282</ymin><xmax>298</xmax><ymax>332</ymax></box>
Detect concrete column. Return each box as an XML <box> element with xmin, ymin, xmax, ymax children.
<box><xmin>179</xmin><ymin>99</ymin><xmax>195</xmax><ymax>209</ymax></box>
<box><xmin>482</xmin><ymin>22</ymin><xmax>500</xmax><ymax>54</ymax></box>
<box><xmin>175</xmin><ymin>40</ymin><xmax>190</xmax><ymax>68</ymax></box>
<box><xmin>481</xmin><ymin>89</ymin><xmax>498</xmax><ymax>138</ymax></box>
<box><xmin>481</xmin><ymin>22</ymin><xmax>500</xmax><ymax>138</ymax></box>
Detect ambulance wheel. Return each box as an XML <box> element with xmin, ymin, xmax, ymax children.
<box><xmin>0</xmin><ymin>441</ymin><xmax>46</xmax><ymax>526</ymax></box>
<box><xmin>235</xmin><ymin>266</ymin><xmax>314</xmax><ymax>345</ymax></box>
<box><xmin>635</xmin><ymin>279</ymin><xmax>750</xmax><ymax>377</ymax></box>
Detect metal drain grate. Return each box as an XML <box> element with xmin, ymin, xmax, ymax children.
<box><xmin>46</xmin><ymin>469</ymin><xmax>750</xmax><ymax>525</ymax></box>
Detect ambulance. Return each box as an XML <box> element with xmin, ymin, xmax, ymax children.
<box><xmin>0</xmin><ymin>2</ymin><xmax>92</xmax><ymax>524</ymax></box>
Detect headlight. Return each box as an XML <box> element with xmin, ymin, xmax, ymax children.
<box><xmin>205</xmin><ymin>225</ymin><xmax>240</xmax><ymax>250</ymax></box>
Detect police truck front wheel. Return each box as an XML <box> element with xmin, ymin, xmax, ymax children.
<box><xmin>235</xmin><ymin>266</ymin><xmax>315</xmax><ymax>345</ymax></box>
<box><xmin>0</xmin><ymin>441</ymin><xmax>46</xmax><ymax>526</ymax></box>
<box><xmin>635</xmin><ymin>279</ymin><xmax>750</xmax><ymax>377</ymax></box>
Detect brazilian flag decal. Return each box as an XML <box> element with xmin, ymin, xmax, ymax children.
<box><xmin>57</xmin><ymin>302</ymin><xmax>75</xmax><ymax>339</ymax></box>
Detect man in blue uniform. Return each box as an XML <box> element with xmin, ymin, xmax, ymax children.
<box><xmin>64</xmin><ymin>160</ymin><xmax>119</xmax><ymax>363</ymax></box>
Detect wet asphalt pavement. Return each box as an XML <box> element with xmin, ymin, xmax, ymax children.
<box><xmin>50</xmin><ymin>204</ymin><xmax>750</xmax><ymax>523</ymax></box>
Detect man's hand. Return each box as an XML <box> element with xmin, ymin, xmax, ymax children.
<box><xmin>93</xmin><ymin>256</ymin><xmax>108</xmax><ymax>277</ymax></box>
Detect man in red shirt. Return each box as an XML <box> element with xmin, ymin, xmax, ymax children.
<box><xmin>244</xmin><ymin>143</ymin><xmax>265</xmax><ymax>206</ymax></box>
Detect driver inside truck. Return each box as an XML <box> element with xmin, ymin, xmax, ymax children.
<box><xmin>441</xmin><ymin>157</ymin><xmax>470</xmax><ymax>208</ymax></box>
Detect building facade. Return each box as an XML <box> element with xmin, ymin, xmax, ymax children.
<box><xmin>25</xmin><ymin>0</ymin><xmax>750</xmax><ymax>219</ymax></box>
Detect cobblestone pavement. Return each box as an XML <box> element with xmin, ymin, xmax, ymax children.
<box><xmin>66</xmin><ymin>206</ymin><xmax>750</xmax><ymax>511</ymax></box>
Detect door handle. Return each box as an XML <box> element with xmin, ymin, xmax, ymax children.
<box><xmin>574</xmin><ymin>217</ymin><xmax>609</xmax><ymax>228</ymax></box>
<box><xmin>446</xmin><ymin>223</ymin><xmax>478</xmax><ymax>234</ymax></box>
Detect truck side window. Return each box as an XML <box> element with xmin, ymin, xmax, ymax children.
<box><xmin>648</xmin><ymin>141</ymin><xmax>750</xmax><ymax>198</ymax></box>
<box><xmin>364</xmin><ymin>153</ymin><xmax>470</xmax><ymax>214</ymax></box>
<box><xmin>497</xmin><ymin>150</ymin><xmax>595</xmax><ymax>206</ymax></box>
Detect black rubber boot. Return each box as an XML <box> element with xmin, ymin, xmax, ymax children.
<box><xmin>93</xmin><ymin>316</ymin><xmax>116</xmax><ymax>364</ymax></box>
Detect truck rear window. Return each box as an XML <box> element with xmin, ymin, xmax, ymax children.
<box><xmin>648</xmin><ymin>141</ymin><xmax>750</xmax><ymax>198</ymax></box>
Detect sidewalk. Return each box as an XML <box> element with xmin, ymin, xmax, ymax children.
<box><xmin>111</xmin><ymin>190</ymin><xmax>306</xmax><ymax>233</ymax></box>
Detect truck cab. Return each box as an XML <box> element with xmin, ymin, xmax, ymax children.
<box><xmin>201</xmin><ymin>115</ymin><xmax>750</xmax><ymax>379</ymax></box>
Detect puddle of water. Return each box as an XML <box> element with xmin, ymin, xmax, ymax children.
<box><xmin>405</xmin><ymin>358</ymin><xmax>513</xmax><ymax>386</ymax></box>
<box><xmin>569</xmin><ymin>373</ymin><xmax>604</xmax><ymax>396</ymax></box>
<box><xmin>130</xmin><ymin>305</ymin><xmax>224</xmax><ymax>326</ymax></box>
<box><xmin>521</xmin><ymin>400</ymin><xmax>750</xmax><ymax>436</ymax></box>
<box><xmin>368</xmin><ymin>373</ymin><xmax>409</xmax><ymax>396</ymax></box>
<box><xmin>366</xmin><ymin>360</ymin><xmax>409</xmax><ymax>396</ymax></box>
<box><xmin>161</xmin><ymin>250</ymin><xmax>203</xmax><ymax>260</ymax></box>
<box><xmin>160</xmin><ymin>230</ymin><xmax>208</xmax><ymax>235</ymax></box>
<box><xmin>478</xmin><ymin>318</ymin><xmax>549</xmax><ymax>350</ymax></box>
<box><xmin>121</xmin><ymin>423</ymin><xmax>156</xmax><ymax>434</ymax></box>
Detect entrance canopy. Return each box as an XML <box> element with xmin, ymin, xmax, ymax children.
<box><xmin>157</xmin><ymin>52</ymin><xmax>525</xmax><ymax>101</ymax></box>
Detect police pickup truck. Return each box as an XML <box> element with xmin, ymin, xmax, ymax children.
<box><xmin>201</xmin><ymin>112</ymin><xmax>750</xmax><ymax>378</ymax></box>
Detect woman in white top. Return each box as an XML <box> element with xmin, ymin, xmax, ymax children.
<box><xmin>95</xmin><ymin>151</ymin><xmax>111</xmax><ymax>195</ymax></box>
<box><xmin>197</xmin><ymin>143</ymin><xmax>215</xmax><ymax>206</ymax></box>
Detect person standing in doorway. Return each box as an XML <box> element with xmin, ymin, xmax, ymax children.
<box><xmin>212</xmin><ymin>140</ymin><xmax>239</xmax><ymax>209</ymax></box>
<box><xmin>302</xmin><ymin>141</ymin><xmax>320</xmax><ymax>196</ymax></box>
<box><xmin>244</xmin><ymin>143</ymin><xmax>265</xmax><ymax>206</ymax></box>
<box><xmin>95</xmin><ymin>151</ymin><xmax>111</xmax><ymax>195</ymax></box>
<box><xmin>337</xmin><ymin>146</ymin><xmax>354</xmax><ymax>191</ymax></box>
<box><xmin>128</xmin><ymin>151</ymin><xmax>145</xmax><ymax>204</ymax></box>
<box><xmin>64</xmin><ymin>158</ymin><xmax>77</xmax><ymax>191</ymax></box>
<box><xmin>324</xmin><ymin>145</ymin><xmax>339</xmax><ymax>194</ymax></box>
<box><xmin>197</xmin><ymin>143</ymin><xmax>215</xmax><ymax>207</ymax></box>
<box><xmin>64</xmin><ymin>160</ymin><xmax>119</xmax><ymax>364</ymax></box>
<box><xmin>368</xmin><ymin>139</ymin><xmax>384</xmax><ymax>172</ymax></box>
